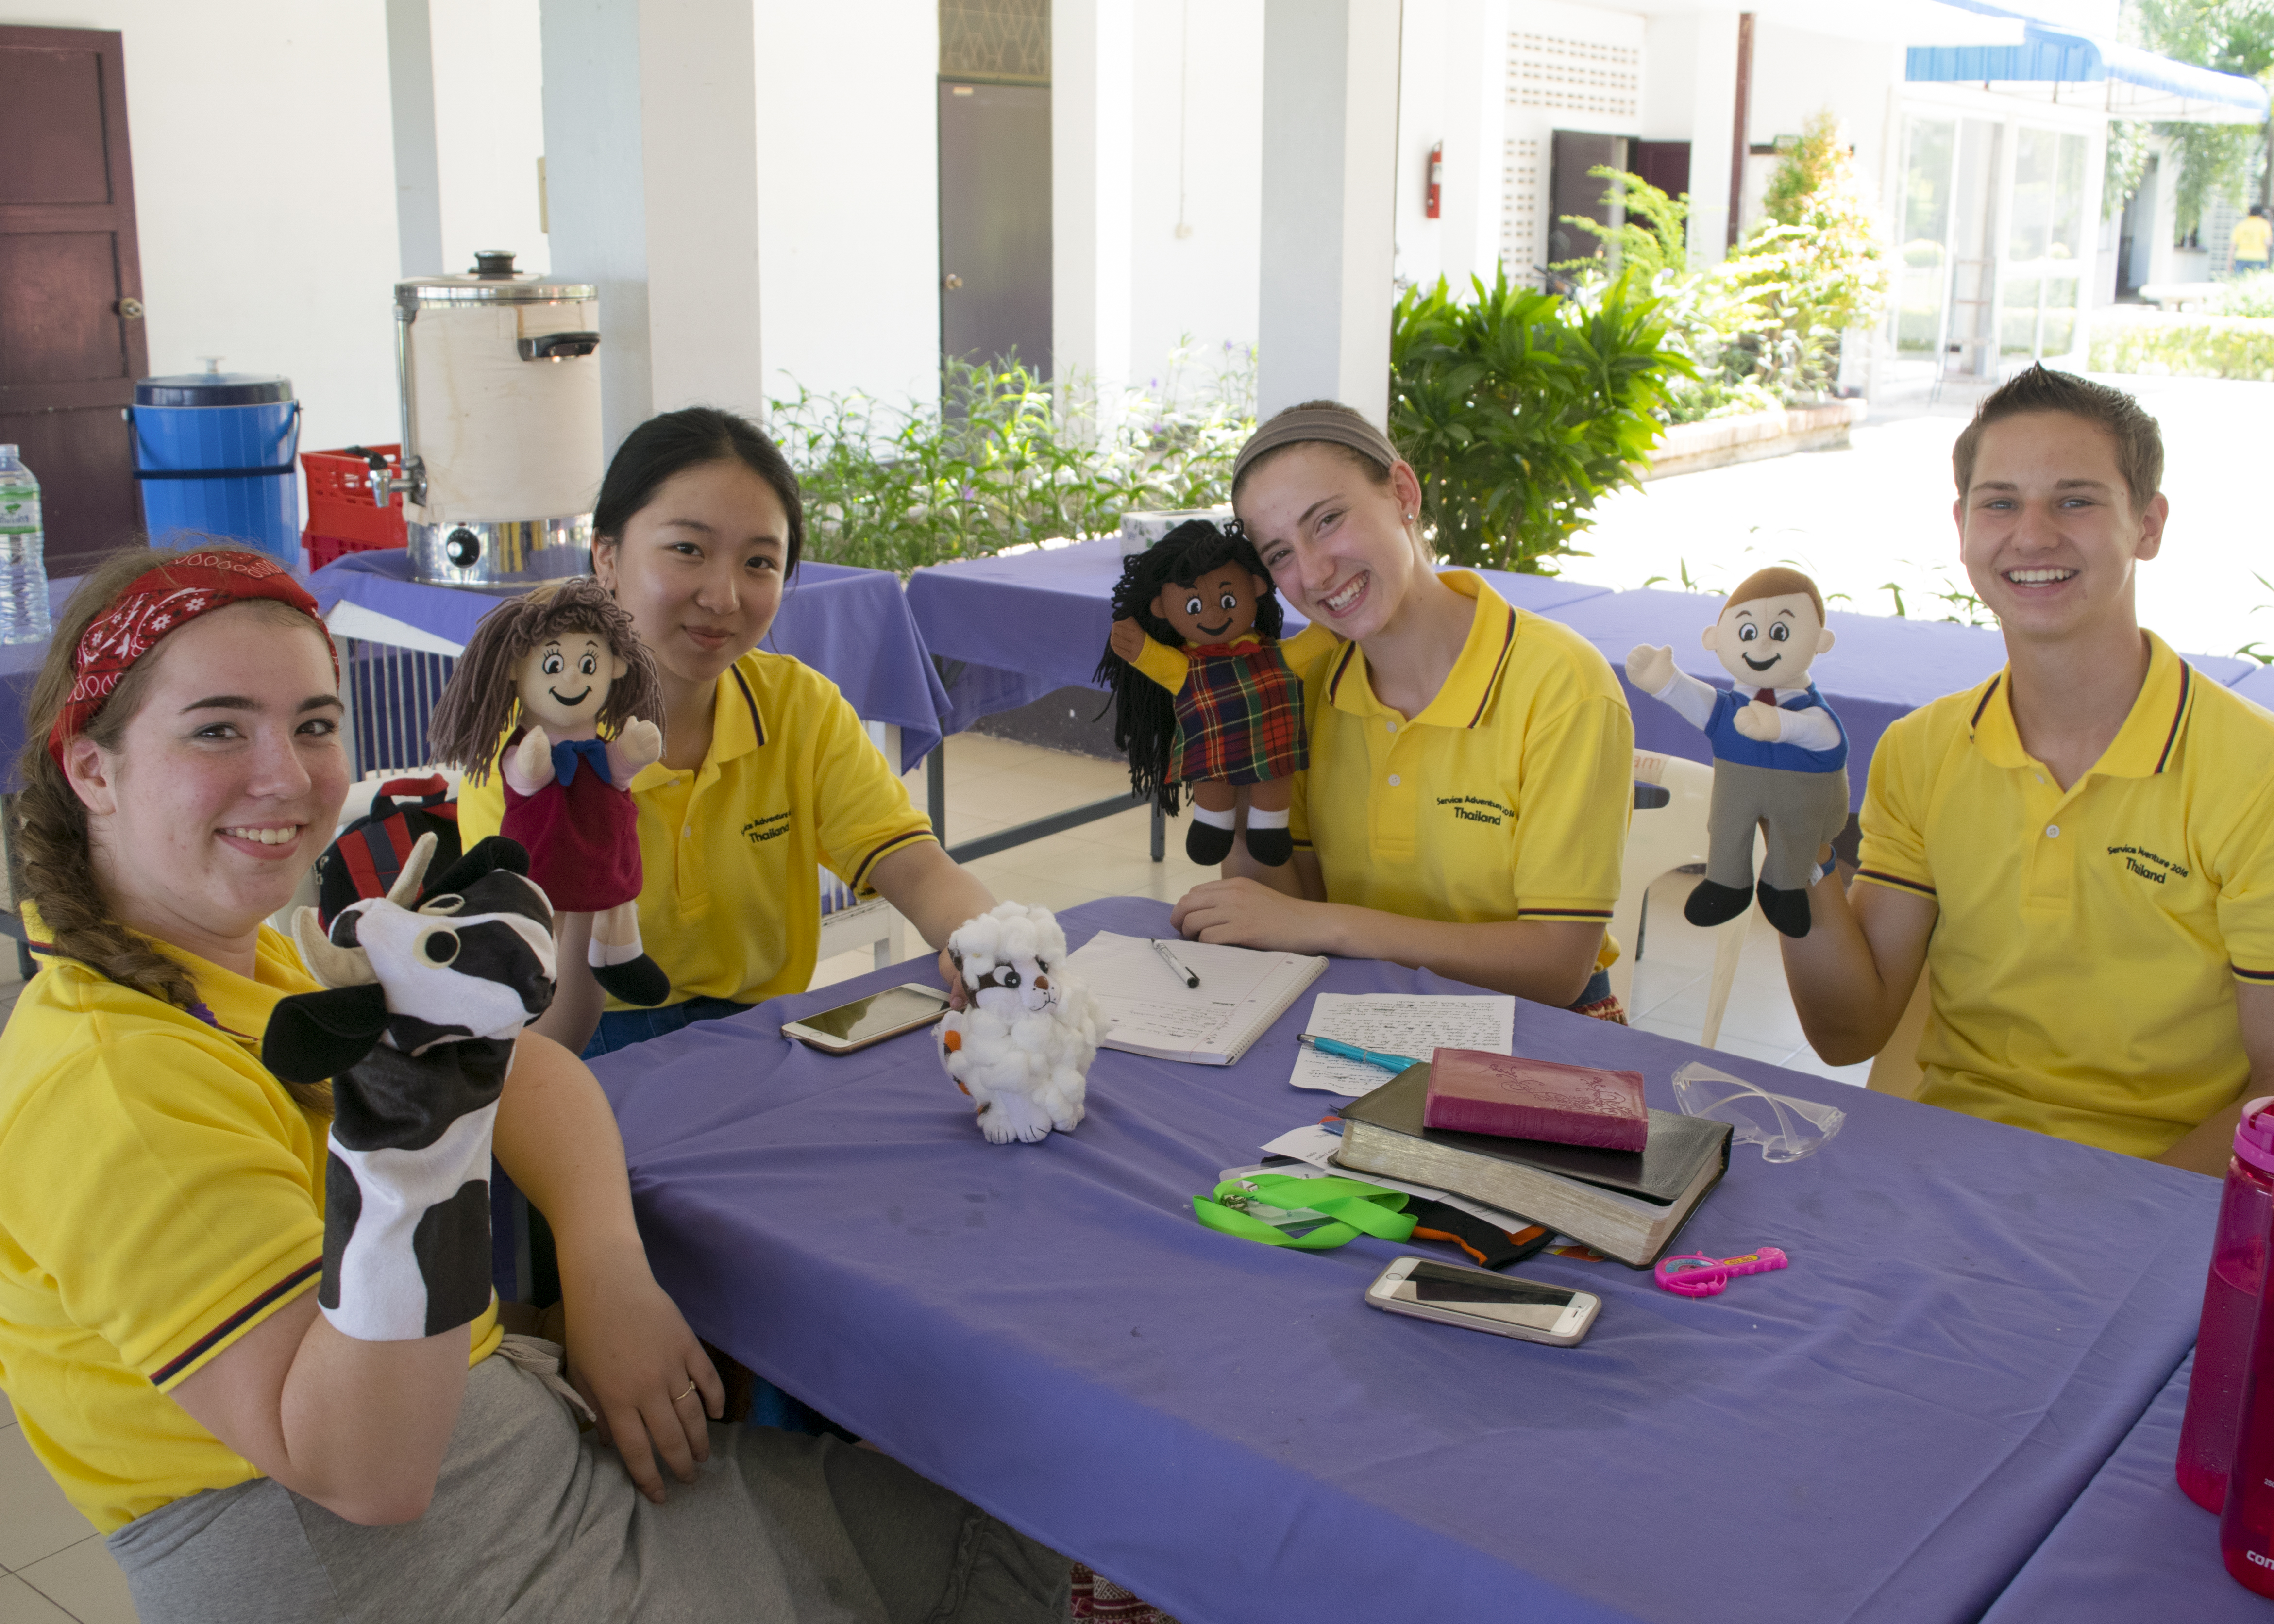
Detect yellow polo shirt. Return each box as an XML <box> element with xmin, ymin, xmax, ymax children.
<box><xmin>1289</xmin><ymin>572</ymin><xmax>1634</xmax><ymax>969</ymax></box>
<box><xmin>460</xmin><ymin>649</ymin><xmax>938</xmax><ymax>1009</ymax></box>
<box><xmin>1857</xmin><ymin>633</ymin><xmax>2274</xmax><ymax>1158</ymax></box>
<box><xmin>0</xmin><ymin>926</ymin><xmax>502</xmax><ymax>1532</ymax></box>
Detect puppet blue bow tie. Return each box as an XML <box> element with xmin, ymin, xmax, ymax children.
<box><xmin>551</xmin><ymin>736</ymin><xmax>612</xmax><ymax>787</ymax></box>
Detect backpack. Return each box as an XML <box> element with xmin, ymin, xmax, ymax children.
<box><xmin>314</xmin><ymin>775</ymin><xmax>464</xmax><ymax>928</ymax></box>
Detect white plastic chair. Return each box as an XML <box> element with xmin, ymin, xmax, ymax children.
<box><xmin>1611</xmin><ymin>750</ymin><xmax>1752</xmax><ymax>1048</ymax></box>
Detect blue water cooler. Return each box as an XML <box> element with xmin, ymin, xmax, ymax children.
<box><xmin>130</xmin><ymin>369</ymin><xmax>302</xmax><ymax>567</ymax></box>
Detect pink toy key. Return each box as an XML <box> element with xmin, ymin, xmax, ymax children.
<box><xmin>1654</xmin><ymin>1247</ymin><xmax>1789</xmax><ymax>1297</ymax></box>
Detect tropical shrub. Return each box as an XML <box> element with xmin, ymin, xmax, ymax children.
<box><xmin>772</xmin><ymin>342</ymin><xmax>1256</xmax><ymax>573</ymax></box>
<box><xmin>2213</xmin><ymin>270</ymin><xmax>2274</xmax><ymax>318</ymax></box>
<box><xmin>2089</xmin><ymin>312</ymin><xmax>2274</xmax><ymax>380</ymax></box>
<box><xmin>1389</xmin><ymin>265</ymin><xmax>1690</xmax><ymax>574</ymax></box>
<box><xmin>1551</xmin><ymin>113</ymin><xmax>1886</xmax><ymax>422</ymax></box>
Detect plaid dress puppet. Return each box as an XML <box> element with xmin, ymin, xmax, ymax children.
<box><xmin>1167</xmin><ymin>638</ymin><xmax>1307</xmax><ymax>785</ymax></box>
<box><xmin>1097</xmin><ymin>520</ymin><xmax>1306</xmax><ymax>867</ymax></box>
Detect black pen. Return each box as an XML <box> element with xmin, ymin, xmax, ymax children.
<box><xmin>1149</xmin><ymin>938</ymin><xmax>1201</xmax><ymax>988</ymax></box>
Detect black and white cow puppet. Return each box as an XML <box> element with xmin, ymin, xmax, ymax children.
<box><xmin>263</xmin><ymin>834</ymin><xmax>556</xmax><ymax>1341</ymax></box>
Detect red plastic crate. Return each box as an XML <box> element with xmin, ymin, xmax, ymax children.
<box><xmin>305</xmin><ymin>532</ymin><xmax>401</xmax><ymax>573</ymax></box>
<box><xmin>302</xmin><ymin>443</ymin><xmax>408</xmax><ymax>548</ymax></box>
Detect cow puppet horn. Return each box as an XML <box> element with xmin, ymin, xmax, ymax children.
<box><xmin>292</xmin><ymin>906</ymin><xmax>378</xmax><ymax>990</ymax></box>
<box><xmin>386</xmin><ymin>831</ymin><xmax>439</xmax><ymax>909</ymax></box>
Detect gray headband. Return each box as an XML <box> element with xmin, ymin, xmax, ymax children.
<box><xmin>1231</xmin><ymin>409</ymin><xmax>1400</xmax><ymax>491</ymax></box>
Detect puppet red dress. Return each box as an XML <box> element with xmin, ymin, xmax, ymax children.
<box><xmin>428</xmin><ymin>577</ymin><xmax>673</xmax><ymax>1005</ymax></box>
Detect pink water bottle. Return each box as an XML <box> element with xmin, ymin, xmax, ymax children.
<box><xmin>2181</xmin><ymin>1099</ymin><xmax>2274</xmax><ymax>1511</ymax></box>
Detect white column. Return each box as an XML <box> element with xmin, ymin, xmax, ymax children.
<box><xmin>639</xmin><ymin>0</ymin><xmax>764</xmax><ymax>420</ymax></box>
<box><xmin>539</xmin><ymin>0</ymin><xmax>766</xmax><ymax>453</ymax></box>
<box><xmin>1680</xmin><ymin>7</ymin><xmax>1741</xmax><ymax>268</ymax></box>
<box><xmin>539</xmin><ymin>0</ymin><xmax>651</xmax><ymax>450</ymax></box>
<box><xmin>1054</xmin><ymin>0</ymin><xmax>1134</xmax><ymax>415</ymax></box>
<box><xmin>1257</xmin><ymin>0</ymin><xmax>1401</xmax><ymax>426</ymax></box>
<box><xmin>1437</xmin><ymin>0</ymin><xmax>1510</xmax><ymax>292</ymax></box>
<box><xmin>385</xmin><ymin>0</ymin><xmax>446</xmax><ymax>277</ymax></box>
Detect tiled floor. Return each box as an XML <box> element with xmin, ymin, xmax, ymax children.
<box><xmin>0</xmin><ymin>1355</ymin><xmax>139</xmax><ymax>1623</ymax></box>
<box><xmin>0</xmin><ymin>735</ymin><xmax>1860</xmax><ymax>1616</ymax></box>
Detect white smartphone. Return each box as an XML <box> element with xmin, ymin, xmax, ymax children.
<box><xmin>781</xmin><ymin>983</ymin><xmax>952</xmax><ymax>1055</ymax></box>
<box><xmin>1365</xmin><ymin>1256</ymin><xmax>1601</xmax><ymax>1347</ymax></box>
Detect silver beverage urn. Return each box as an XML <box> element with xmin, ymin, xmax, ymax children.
<box><xmin>387</xmin><ymin>251</ymin><xmax>603</xmax><ymax>589</ymax></box>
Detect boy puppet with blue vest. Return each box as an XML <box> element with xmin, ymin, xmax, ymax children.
<box><xmin>1627</xmin><ymin>566</ymin><xmax>1848</xmax><ymax>938</ymax></box>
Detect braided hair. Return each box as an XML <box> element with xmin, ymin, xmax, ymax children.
<box><xmin>1092</xmin><ymin>520</ymin><xmax>1284</xmax><ymax>815</ymax></box>
<box><xmin>9</xmin><ymin>543</ymin><xmax>335</xmax><ymax>1112</ymax></box>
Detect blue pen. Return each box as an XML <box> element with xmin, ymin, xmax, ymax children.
<box><xmin>1297</xmin><ymin>1033</ymin><xmax>1425</xmax><ymax>1073</ymax></box>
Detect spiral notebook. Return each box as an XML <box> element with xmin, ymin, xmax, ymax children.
<box><xmin>1065</xmin><ymin>931</ymin><xmax>1329</xmax><ymax>1066</ymax></box>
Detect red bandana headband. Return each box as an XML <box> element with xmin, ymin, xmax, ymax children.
<box><xmin>46</xmin><ymin>551</ymin><xmax>337</xmax><ymax>769</ymax></box>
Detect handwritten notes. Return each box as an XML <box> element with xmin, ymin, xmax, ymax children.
<box><xmin>1288</xmin><ymin>992</ymin><xmax>1516</xmax><ymax>1097</ymax></box>
<box><xmin>1065</xmin><ymin>931</ymin><xmax>1328</xmax><ymax>1065</ymax></box>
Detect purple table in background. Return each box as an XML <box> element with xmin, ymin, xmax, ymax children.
<box><xmin>591</xmin><ymin>894</ymin><xmax>2216</xmax><ymax>1624</ymax></box>
<box><xmin>1981</xmin><ymin>1351</ymin><xmax>2270</xmax><ymax>1619</ymax></box>
<box><xmin>308</xmin><ymin>550</ymin><xmax>950</xmax><ymax>772</ymax></box>
<box><xmin>0</xmin><ymin>576</ymin><xmax>82</xmax><ymax>792</ymax></box>
<box><xmin>2235</xmin><ymin>663</ymin><xmax>2274</xmax><ymax>714</ymax></box>
<box><xmin>904</xmin><ymin>537</ymin><xmax>1617</xmax><ymax>732</ymax></box>
<box><xmin>1551</xmin><ymin>588</ymin><xmax>2259</xmax><ymax>813</ymax></box>
<box><xmin>901</xmin><ymin>541</ymin><xmax>1615</xmax><ymax>860</ymax></box>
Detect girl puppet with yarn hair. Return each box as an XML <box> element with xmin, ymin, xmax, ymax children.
<box><xmin>429</xmin><ymin>577</ymin><xmax>673</xmax><ymax>1005</ymax></box>
<box><xmin>1097</xmin><ymin>519</ymin><xmax>1321</xmax><ymax>867</ymax></box>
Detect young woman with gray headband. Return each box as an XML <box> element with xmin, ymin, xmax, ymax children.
<box><xmin>1169</xmin><ymin>401</ymin><xmax>1636</xmax><ymax>1018</ymax></box>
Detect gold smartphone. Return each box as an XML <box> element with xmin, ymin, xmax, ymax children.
<box><xmin>780</xmin><ymin>983</ymin><xmax>953</xmax><ymax>1055</ymax></box>
<box><xmin>1365</xmin><ymin>1256</ymin><xmax>1601</xmax><ymax>1347</ymax></box>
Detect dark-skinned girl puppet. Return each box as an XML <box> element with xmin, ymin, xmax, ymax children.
<box><xmin>1096</xmin><ymin>519</ymin><xmax>1307</xmax><ymax>867</ymax></box>
<box><xmin>1625</xmin><ymin>565</ymin><xmax>1848</xmax><ymax>938</ymax></box>
<box><xmin>428</xmin><ymin>576</ymin><xmax>674</xmax><ymax>1004</ymax></box>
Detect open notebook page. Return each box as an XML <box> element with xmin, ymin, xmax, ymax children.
<box><xmin>1066</xmin><ymin>931</ymin><xmax>1327</xmax><ymax>1065</ymax></box>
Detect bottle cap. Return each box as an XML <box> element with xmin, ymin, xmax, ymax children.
<box><xmin>2235</xmin><ymin>1098</ymin><xmax>2274</xmax><ymax>1175</ymax></box>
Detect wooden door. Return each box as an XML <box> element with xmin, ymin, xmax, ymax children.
<box><xmin>938</xmin><ymin>80</ymin><xmax>1052</xmax><ymax>380</ymax></box>
<box><xmin>0</xmin><ymin>26</ymin><xmax>146</xmax><ymax>573</ymax></box>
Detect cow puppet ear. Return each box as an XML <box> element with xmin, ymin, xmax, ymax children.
<box><xmin>416</xmin><ymin>835</ymin><xmax>532</xmax><ymax>906</ymax></box>
<box><xmin>263</xmin><ymin>986</ymin><xmax>391</xmax><ymax>1083</ymax></box>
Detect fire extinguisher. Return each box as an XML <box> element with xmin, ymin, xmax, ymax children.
<box><xmin>1425</xmin><ymin>141</ymin><xmax>1443</xmax><ymax>219</ymax></box>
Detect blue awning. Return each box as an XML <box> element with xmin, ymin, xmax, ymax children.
<box><xmin>1907</xmin><ymin>1</ymin><xmax>2269</xmax><ymax>123</ymax></box>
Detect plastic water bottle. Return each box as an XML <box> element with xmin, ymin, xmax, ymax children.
<box><xmin>0</xmin><ymin>445</ymin><xmax>52</xmax><ymax>645</ymax></box>
<box><xmin>2218</xmin><ymin>1105</ymin><xmax>2274</xmax><ymax>1593</ymax></box>
<box><xmin>2179</xmin><ymin>1098</ymin><xmax>2274</xmax><ymax>1510</ymax></box>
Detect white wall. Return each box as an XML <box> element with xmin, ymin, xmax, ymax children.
<box><xmin>754</xmin><ymin>0</ymin><xmax>939</xmax><ymax>411</ymax></box>
<box><xmin>428</xmin><ymin>0</ymin><xmax>548</xmax><ymax>278</ymax></box>
<box><xmin>1057</xmin><ymin>0</ymin><xmax>1134</xmax><ymax>408</ymax></box>
<box><xmin>1740</xmin><ymin>20</ymin><xmax>1899</xmax><ymax>240</ymax></box>
<box><xmin>6</xmin><ymin>1</ymin><xmax>404</xmax><ymax>455</ymax></box>
<box><xmin>1125</xmin><ymin>0</ymin><xmax>1264</xmax><ymax>402</ymax></box>
<box><xmin>1393</xmin><ymin>0</ymin><xmax>1508</xmax><ymax>296</ymax></box>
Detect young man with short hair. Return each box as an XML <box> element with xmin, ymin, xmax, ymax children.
<box><xmin>1780</xmin><ymin>366</ymin><xmax>2274</xmax><ymax>1174</ymax></box>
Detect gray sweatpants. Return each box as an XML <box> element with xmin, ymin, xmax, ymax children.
<box><xmin>107</xmin><ymin>1352</ymin><xmax>1070</xmax><ymax>1624</ymax></box>
<box><xmin>1705</xmin><ymin>758</ymin><xmax>1850</xmax><ymax>895</ymax></box>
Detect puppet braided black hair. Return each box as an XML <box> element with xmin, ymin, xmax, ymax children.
<box><xmin>1092</xmin><ymin>520</ymin><xmax>1284</xmax><ymax>815</ymax></box>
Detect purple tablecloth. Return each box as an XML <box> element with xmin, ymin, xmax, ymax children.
<box><xmin>2234</xmin><ymin>663</ymin><xmax>2274</xmax><ymax>713</ymax></box>
<box><xmin>903</xmin><ymin>538</ymin><xmax>1617</xmax><ymax>732</ymax></box>
<box><xmin>1550</xmin><ymin>588</ymin><xmax>2258</xmax><ymax>813</ymax></box>
<box><xmin>1981</xmin><ymin>1351</ymin><xmax>2269</xmax><ymax>1619</ymax></box>
<box><xmin>0</xmin><ymin>576</ymin><xmax>83</xmax><ymax>792</ymax></box>
<box><xmin>590</xmin><ymin>894</ymin><xmax>2217</xmax><ymax>1624</ymax></box>
<box><xmin>309</xmin><ymin>550</ymin><xmax>950</xmax><ymax>772</ymax></box>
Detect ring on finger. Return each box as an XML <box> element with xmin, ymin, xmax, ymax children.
<box><xmin>674</xmin><ymin>1378</ymin><xmax>699</xmax><ymax>1402</ymax></box>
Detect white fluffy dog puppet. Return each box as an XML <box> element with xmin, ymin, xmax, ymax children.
<box><xmin>938</xmin><ymin>902</ymin><xmax>1103</xmax><ymax>1144</ymax></box>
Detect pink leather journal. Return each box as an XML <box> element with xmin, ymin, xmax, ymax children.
<box><xmin>1421</xmin><ymin>1048</ymin><xmax>1648</xmax><ymax>1152</ymax></box>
